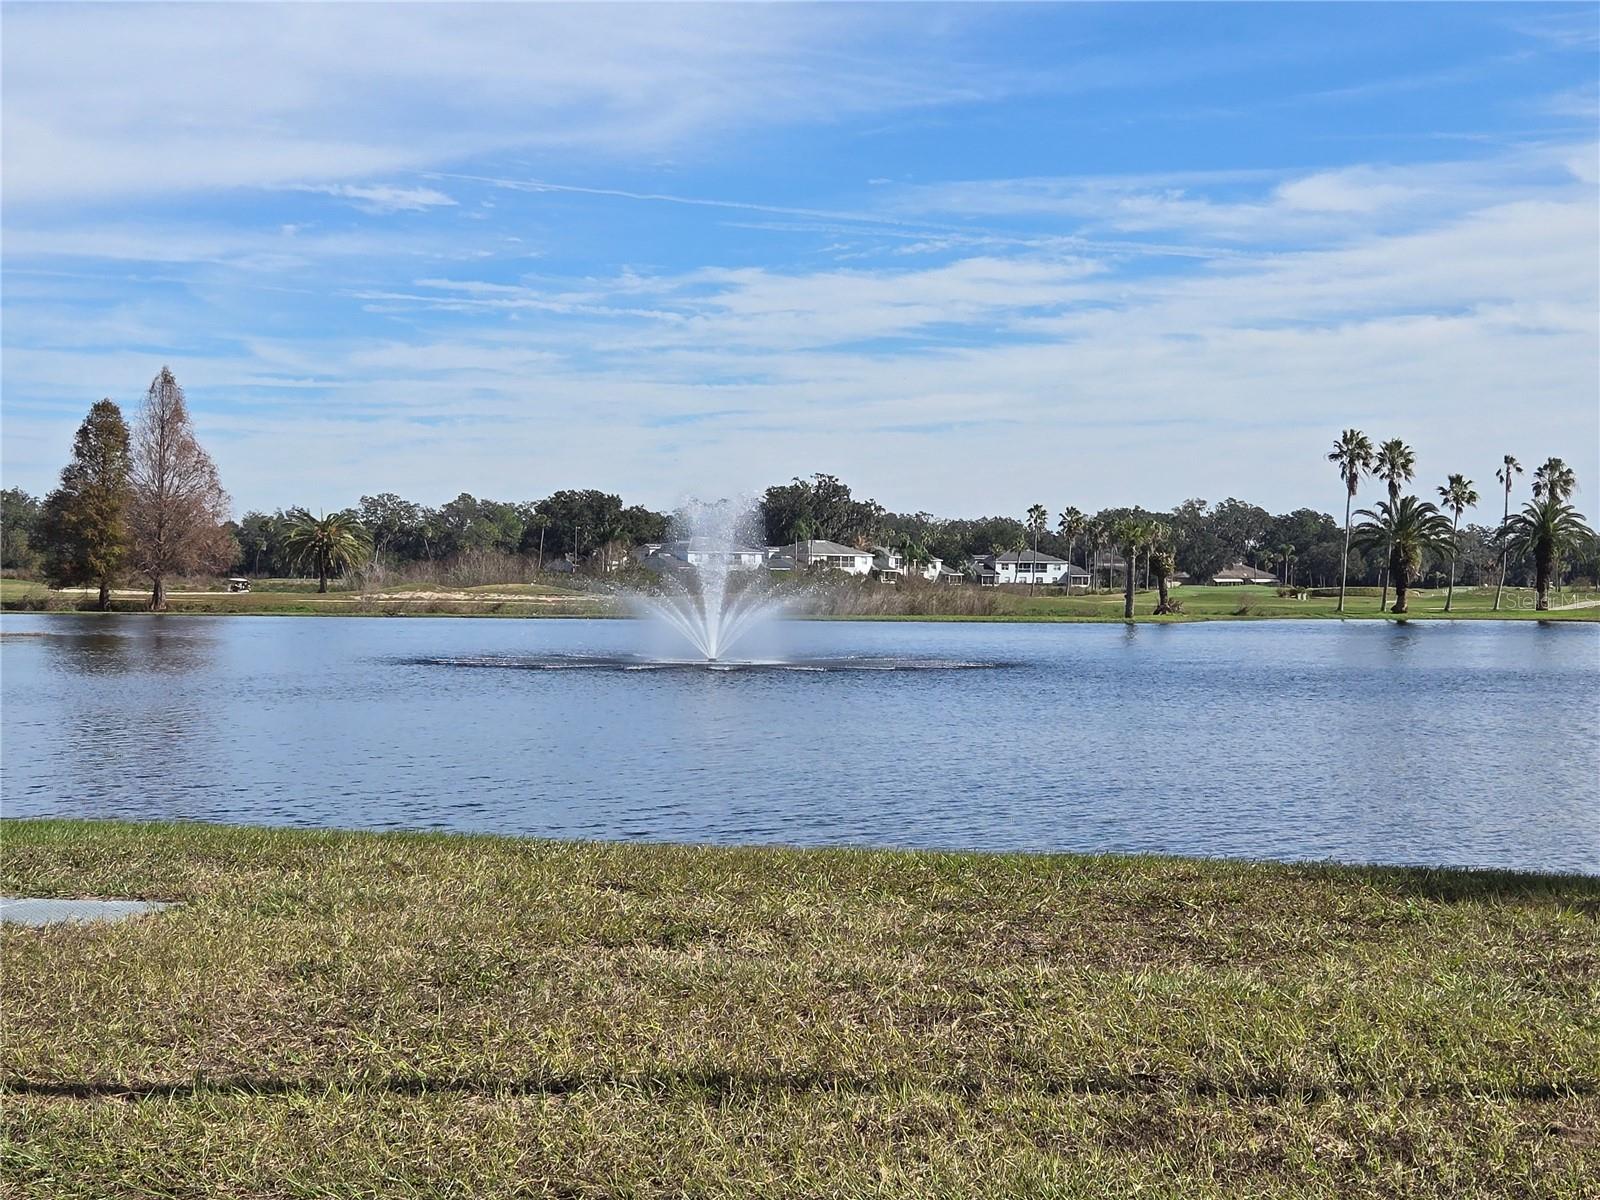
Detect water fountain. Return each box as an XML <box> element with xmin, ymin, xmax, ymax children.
<box><xmin>404</xmin><ymin>497</ymin><xmax>995</xmax><ymax>674</ymax></box>
<box><xmin>628</xmin><ymin>499</ymin><xmax>788</xmax><ymax>662</ymax></box>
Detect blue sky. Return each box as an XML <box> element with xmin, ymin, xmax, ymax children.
<box><xmin>2</xmin><ymin>2</ymin><xmax>1596</xmax><ymax>519</ymax></box>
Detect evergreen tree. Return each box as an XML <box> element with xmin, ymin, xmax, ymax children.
<box><xmin>38</xmin><ymin>399</ymin><xmax>132</xmax><ymax>609</ymax></box>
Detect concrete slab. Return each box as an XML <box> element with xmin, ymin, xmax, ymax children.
<box><xmin>0</xmin><ymin>897</ymin><xmax>171</xmax><ymax>927</ymax></box>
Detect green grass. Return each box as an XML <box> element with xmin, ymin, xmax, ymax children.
<box><xmin>0</xmin><ymin>577</ymin><xmax>609</xmax><ymax>618</ymax></box>
<box><xmin>3</xmin><ymin>819</ymin><xmax>1596</xmax><ymax>1197</ymax></box>
<box><xmin>5</xmin><ymin>575</ymin><xmax>1596</xmax><ymax>621</ymax></box>
<box><xmin>991</xmin><ymin>583</ymin><xmax>1599</xmax><ymax>622</ymax></box>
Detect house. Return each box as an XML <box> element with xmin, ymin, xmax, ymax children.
<box><xmin>1210</xmin><ymin>563</ymin><xmax>1279</xmax><ymax>585</ymax></box>
<box><xmin>973</xmin><ymin>550</ymin><xmax>1087</xmax><ymax>588</ymax></box>
<box><xmin>634</xmin><ymin>538</ymin><xmax>766</xmax><ymax>574</ymax></box>
<box><xmin>872</xmin><ymin>545</ymin><xmax>947</xmax><ymax>582</ymax></box>
<box><xmin>774</xmin><ymin>539</ymin><xmax>876</xmax><ymax>575</ymax></box>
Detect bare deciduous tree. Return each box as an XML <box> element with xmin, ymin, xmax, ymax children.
<box><xmin>129</xmin><ymin>367</ymin><xmax>232</xmax><ymax>610</ymax></box>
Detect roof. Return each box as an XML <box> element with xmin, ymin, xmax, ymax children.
<box><xmin>799</xmin><ymin>539</ymin><xmax>872</xmax><ymax>557</ymax></box>
<box><xmin>986</xmin><ymin>550</ymin><xmax>1075</xmax><ymax>567</ymax></box>
<box><xmin>662</xmin><ymin>537</ymin><xmax>766</xmax><ymax>556</ymax></box>
<box><xmin>1212</xmin><ymin>563</ymin><xmax>1279</xmax><ymax>582</ymax></box>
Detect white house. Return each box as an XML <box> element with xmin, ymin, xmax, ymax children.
<box><xmin>771</xmin><ymin>539</ymin><xmax>875</xmax><ymax>575</ymax></box>
<box><xmin>872</xmin><ymin>545</ymin><xmax>947</xmax><ymax>582</ymax></box>
<box><xmin>974</xmin><ymin>551</ymin><xmax>1087</xmax><ymax>588</ymax></box>
<box><xmin>1210</xmin><ymin>563</ymin><xmax>1279</xmax><ymax>585</ymax></box>
<box><xmin>634</xmin><ymin>538</ymin><xmax>766</xmax><ymax>574</ymax></box>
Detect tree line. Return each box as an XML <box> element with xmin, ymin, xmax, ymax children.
<box><xmin>5</xmin><ymin>374</ymin><xmax>1595</xmax><ymax>612</ymax></box>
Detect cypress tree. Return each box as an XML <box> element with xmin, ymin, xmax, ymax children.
<box><xmin>39</xmin><ymin>399</ymin><xmax>133</xmax><ymax>609</ymax></box>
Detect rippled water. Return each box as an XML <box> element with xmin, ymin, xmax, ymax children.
<box><xmin>2</xmin><ymin>614</ymin><xmax>1596</xmax><ymax>872</ymax></box>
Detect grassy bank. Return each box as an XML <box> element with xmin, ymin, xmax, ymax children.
<box><xmin>3</xmin><ymin>820</ymin><xmax>1597</xmax><ymax>1197</ymax></box>
<box><xmin>0</xmin><ymin>577</ymin><xmax>609</xmax><ymax>618</ymax></box>
<box><xmin>4</xmin><ymin>575</ymin><xmax>1597</xmax><ymax>622</ymax></box>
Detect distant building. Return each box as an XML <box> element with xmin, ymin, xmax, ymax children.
<box><xmin>973</xmin><ymin>550</ymin><xmax>1086</xmax><ymax>588</ymax></box>
<box><xmin>872</xmin><ymin>545</ymin><xmax>948</xmax><ymax>582</ymax></box>
<box><xmin>1210</xmin><ymin>563</ymin><xmax>1279</xmax><ymax>585</ymax></box>
<box><xmin>633</xmin><ymin>538</ymin><xmax>766</xmax><ymax>574</ymax></box>
<box><xmin>771</xmin><ymin>539</ymin><xmax>875</xmax><ymax>575</ymax></box>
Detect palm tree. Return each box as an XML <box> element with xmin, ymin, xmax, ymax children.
<box><xmin>1530</xmin><ymin>459</ymin><xmax>1578</xmax><ymax>600</ymax></box>
<box><xmin>1110</xmin><ymin>517</ymin><xmax>1152</xmax><ymax>619</ymax></box>
<box><xmin>1328</xmin><ymin>429</ymin><xmax>1373</xmax><ymax>613</ymax></box>
<box><xmin>1148</xmin><ymin>523</ymin><xmax>1179</xmax><ymax>614</ymax></box>
<box><xmin>1532</xmin><ymin>457</ymin><xmax>1576</xmax><ymax>503</ymax></box>
<box><xmin>279</xmin><ymin>509</ymin><xmax>372</xmax><ymax>593</ymax></box>
<box><xmin>1493</xmin><ymin>455</ymin><xmax>1522</xmax><ymax>611</ymax></box>
<box><xmin>1351</xmin><ymin>496</ymin><xmax>1453</xmax><ymax>614</ymax></box>
<box><xmin>1277</xmin><ymin>542</ymin><xmax>1295</xmax><ymax>588</ymax></box>
<box><xmin>1503</xmin><ymin>496</ymin><xmax>1594</xmax><ymax>610</ymax></box>
<box><xmin>1083</xmin><ymin>518</ymin><xmax>1105</xmax><ymax>591</ymax></box>
<box><xmin>1025</xmin><ymin>503</ymin><xmax>1048</xmax><ymax>595</ymax></box>
<box><xmin>1057</xmin><ymin>507</ymin><xmax>1085</xmax><ymax>585</ymax></box>
<box><xmin>900</xmin><ymin>535</ymin><xmax>931</xmax><ymax>583</ymax></box>
<box><xmin>1373</xmin><ymin>438</ymin><xmax>1416</xmax><ymax>612</ymax></box>
<box><xmin>791</xmin><ymin>515</ymin><xmax>814</xmax><ymax>574</ymax></box>
<box><xmin>1435</xmin><ymin>473</ymin><xmax>1478</xmax><ymax>613</ymax></box>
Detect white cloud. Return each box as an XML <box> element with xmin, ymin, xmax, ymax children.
<box><xmin>896</xmin><ymin>146</ymin><xmax>1594</xmax><ymax>246</ymax></box>
<box><xmin>296</xmin><ymin>184</ymin><xmax>458</xmax><ymax>214</ymax></box>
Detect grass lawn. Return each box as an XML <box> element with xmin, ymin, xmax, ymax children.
<box><xmin>0</xmin><ymin>576</ymin><xmax>609</xmax><ymax>618</ymax></box>
<box><xmin>990</xmin><ymin>583</ymin><xmax>1599</xmax><ymax>622</ymax></box>
<box><xmin>2</xmin><ymin>820</ymin><xmax>1596</xmax><ymax>1197</ymax></box>
<box><xmin>4</xmin><ymin>576</ymin><xmax>1596</xmax><ymax>622</ymax></box>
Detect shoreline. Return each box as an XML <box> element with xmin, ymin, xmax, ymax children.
<box><xmin>6</xmin><ymin>578</ymin><xmax>1597</xmax><ymax>623</ymax></box>
<box><xmin>2</xmin><ymin>606</ymin><xmax>1596</xmax><ymax>624</ymax></box>
<box><xmin>4</xmin><ymin>816</ymin><xmax>1598</xmax><ymax>881</ymax></box>
<box><xmin>4</xmin><ymin>818</ymin><xmax>1597</xmax><ymax>1197</ymax></box>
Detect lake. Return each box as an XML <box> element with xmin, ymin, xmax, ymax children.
<box><xmin>2</xmin><ymin>614</ymin><xmax>1596</xmax><ymax>873</ymax></box>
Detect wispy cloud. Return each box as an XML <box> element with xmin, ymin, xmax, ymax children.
<box><xmin>295</xmin><ymin>184</ymin><xmax>458</xmax><ymax>214</ymax></box>
<box><xmin>3</xmin><ymin>5</ymin><xmax>1595</xmax><ymax>517</ymax></box>
<box><xmin>0</xmin><ymin>4</ymin><xmax>1000</xmax><ymax>205</ymax></box>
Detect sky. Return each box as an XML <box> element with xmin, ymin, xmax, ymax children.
<box><xmin>2</xmin><ymin>1</ymin><xmax>1596</xmax><ymax>521</ymax></box>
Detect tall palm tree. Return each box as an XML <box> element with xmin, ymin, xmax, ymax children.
<box><xmin>279</xmin><ymin>509</ymin><xmax>372</xmax><ymax>593</ymax></box>
<box><xmin>1532</xmin><ymin>457</ymin><xmax>1576</xmax><ymax>503</ymax></box>
<box><xmin>1328</xmin><ymin>428</ymin><xmax>1373</xmax><ymax>613</ymax></box>
<box><xmin>791</xmin><ymin>515</ymin><xmax>814</xmax><ymax>574</ymax></box>
<box><xmin>1351</xmin><ymin>496</ymin><xmax>1453</xmax><ymax>614</ymax></box>
<box><xmin>1025</xmin><ymin>503</ymin><xmax>1048</xmax><ymax>595</ymax></box>
<box><xmin>1083</xmin><ymin>518</ymin><xmax>1105</xmax><ymax>591</ymax></box>
<box><xmin>1493</xmin><ymin>455</ymin><xmax>1522</xmax><ymax>611</ymax></box>
<box><xmin>1277</xmin><ymin>542</ymin><xmax>1295</xmax><ymax>588</ymax></box>
<box><xmin>1504</xmin><ymin>496</ymin><xmax>1594</xmax><ymax>610</ymax></box>
<box><xmin>1373</xmin><ymin>438</ymin><xmax>1416</xmax><ymax>612</ymax></box>
<box><xmin>1057</xmin><ymin>507</ymin><xmax>1085</xmax><ymax>585</ymax></box>
<box><xmin>1435</xmin><ymin>473</ymin><xmax>1478</xmax><ymax>613</ymax></box>
<box><xmin>1530</xmin><ymin>459</ymin><xmax>1578</xmax><ymax>600</ymax></box>
<box><xmin>1110</xmin><ymin>517</ymin><xmax>1151</xmax><ymax>619</ymax></box>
